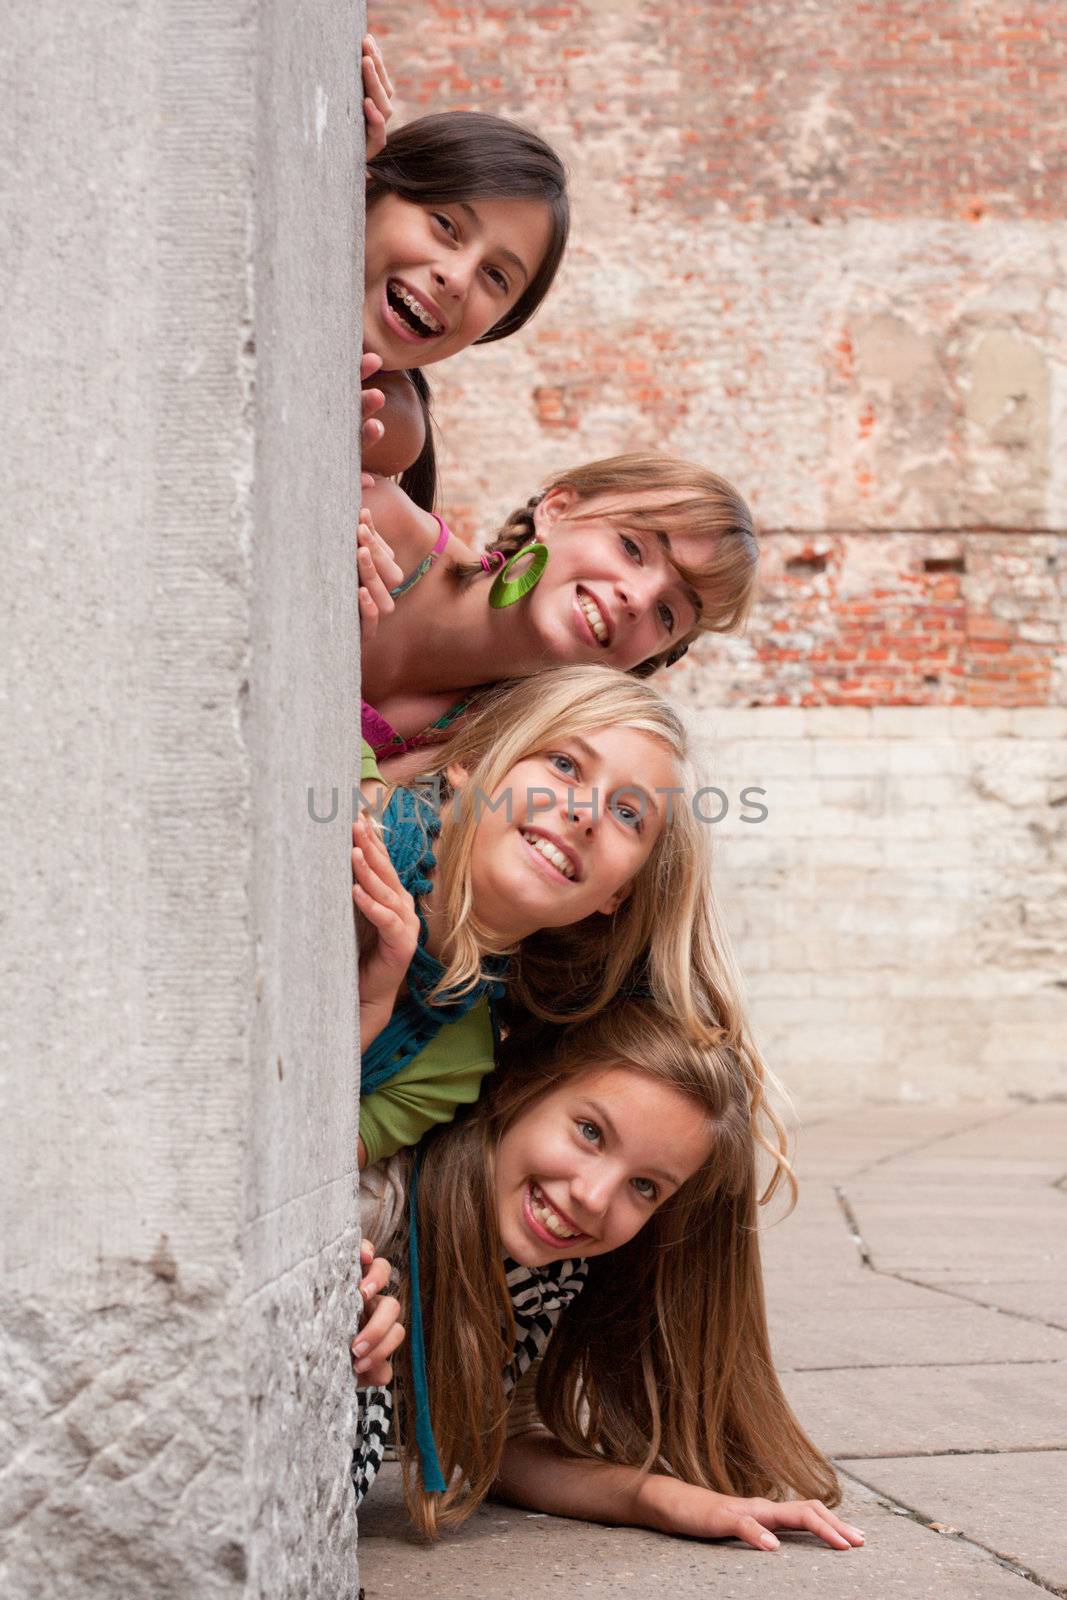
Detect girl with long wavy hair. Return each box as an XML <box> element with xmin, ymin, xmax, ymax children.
<box><xmin>355</xmin><ymin>664</ymin><xmax>738</xmax><ymax>1169</ymax></box>
<box><xmin>353</xmin><ymin>1002</ymin><xmax>864</xmax><ymax>1554</ymax></box>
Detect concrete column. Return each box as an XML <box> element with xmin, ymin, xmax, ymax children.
<box><xmin>1</xmin><ymin>3</ymin><xmax>364</xmax><ymax>1594</ymax></box>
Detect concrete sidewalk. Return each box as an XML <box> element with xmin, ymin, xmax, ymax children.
<box><xmin>358</xmin><ymin>1103</ymin><xmax>1067</xmax><ymax>1598</ymax></box>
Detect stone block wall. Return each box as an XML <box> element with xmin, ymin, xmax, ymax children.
<box><xmin>1</xmin><ymin>3</ymin><xmax>364</xmax><ymax>1594</ymax></box>
<box><xmin>684</xmin><ymin>707</ymin><xmax>1067</xmax><ymax>1104</ymax></box>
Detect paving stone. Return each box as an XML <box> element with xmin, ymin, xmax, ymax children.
<box><xmin>912</xmin><ymin>1278</ymin><xmax>1067</xmax><ymax>1331</ymax></box>
<box><xmin>358</xmin><ymin>1468</ymin><xmax>1039</xmax><ymax>1599</ymax></box>
<box><xmin>789</xmin><ymin>1107</ymin><xmax>1001</xmax><ymax>1181</ymax></box>
<box><xmin>769</xmin><ymin>1285</ymin><xmax>1067</xmax><ymax>1371</ymax></box>
<box><xmin>785</xmin><ymin>1362</ymin><xmax>1067</xmax><ymax>1459</ymax></box>
<box><xmin>890</xmin><ymin>1104</ymin><xmax>1067</xmax><ymax>1174</ymax></box>
<box><xmin>843</xmin><ymin>1183</ymin><xmax>1065</xmax><ymax>1281</ymax></box>
<box><xmin>843</xmin><ymin>1451</ymin><xmax>1067</xmax><ymax>1594</ymax></box>
<box><xmin>760</xmin><ymin>1197</ymin><xmax>870</xmax><ymax>1286</ymax></box>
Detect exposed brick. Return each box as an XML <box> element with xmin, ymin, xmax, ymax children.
<box><xmin>675</xmin><ymin>532</ymin><xmax>1066</xmax><ymax>708</ymax></box>
<box><xmin>385</xmin><ymin>2</ymin><xmax>1065</xmax><ymax>219</ymax></box>
<box><xmin>379</xmin><ymin>4</ymin><xmax>1065</xmax><ymax>709</ymax></box>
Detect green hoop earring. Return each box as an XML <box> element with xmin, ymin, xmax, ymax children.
<box><xmin>488</xmin><ymin>542</ymin><xmax>549</xmax><ymax>609</ymax></box>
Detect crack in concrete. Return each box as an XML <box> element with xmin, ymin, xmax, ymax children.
<box><xmin>887</xmin><ymin>1274</ymin><xmax>1067</xmax><ymax>1336</ymax></box>
<box><xmin>837</xmin><ymin>1465</ymin><xmax>1065</xmax><ymax>1596</ymax></box>
<box><xmin>838</xmin><ymin>1445</ymin><xmax>1067</xmax><ymax>1460</ymax></box>
<box><xmin>833</xmin><ymin>1183</ymin><xmax>873</xmax><ymax>1266</ymax></box>
<box><xmin>845</xmin><ymin>1105</ymin><xmax>1019</xmax><ymax>1182</ymax></box>
<box><xmin>787</xmin><ymin>1358</ymin><xmax>1065</xmax><ymax>1373</ymax></box>
<box><xmin>833</xmin><ymin>1181</ymin><xmax>1067</xmax><ymax>1336</ymax></box>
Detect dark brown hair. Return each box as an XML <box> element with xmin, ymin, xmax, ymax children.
<box><xmin>367</xmin><ymin>113</ymin><xmax>570</xmax><ymax>509</ymax></box>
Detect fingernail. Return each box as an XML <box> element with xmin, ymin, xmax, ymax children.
<box><xmin>353</xmin><ymin>1340</ymin><xmax>367</xmax><ymax>1356</ymax></box>
<box><xmin>760</xmin><ymin>1533</ymin><xmax>779</xmax><ymax>1551</ymax></box>
<box><xmin>355</xmin><ymin>1356</ymin><xmax>370</xmax><ymax>1373</ymax></box>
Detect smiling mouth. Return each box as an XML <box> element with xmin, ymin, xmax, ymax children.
<box><xmin>576</xmin><ymin>588</ymin><xmax>611</xmax><ymax>647</ymax></box>
<box><xmin>528</xmin><ymin>1182</ymin><xmax>586</xmax><ymax>1243</ymax></box>
<box><xmin>520</xmin><ymin>828</ymin><xmax>579</xmax><ymax>881</ymax></box>
<box><xmin>385</xmin><ymin>279</ymin><xmax>444</xmax><ymax>338</ymax></box>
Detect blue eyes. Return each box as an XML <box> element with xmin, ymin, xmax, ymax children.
<box><xmin>611</xmin><ymin>798</ymin><xmax>642</xmax><ymax>830</ymax></box>
<box><xmin>619</xmin><ymin>534</ymin><xmax>677</xmax><ymax>634</ymax></box>
<box><xmin>545</xmin><ymin>753</ymin><xmax>644</xmax><ymax>833</ymax></box>
<box><xmin>575</xmin><ymin>1120</ymin><xmax>659</xmax><ymax>1202</ymax></box>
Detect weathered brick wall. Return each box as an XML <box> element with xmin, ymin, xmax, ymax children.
<box><xmin>380</xmin><ymin>0</ymin><xmax>1066</xmax><ymax>709</ymax></box>
<box><xmin>375</xmin><ymin>2</ymin><xmax>1066</xmax><ymax>1096</ymax></box>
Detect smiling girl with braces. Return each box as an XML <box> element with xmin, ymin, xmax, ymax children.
<box><xmin>361</xmin><ymin>109</ymin><xmax>570</xmax><ymax>510</ymax></box>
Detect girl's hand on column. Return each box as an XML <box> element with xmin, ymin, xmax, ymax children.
<box><xmin>357</xmin><ymin>505</ymin><xmax>403</xmax><ymax>640</ymax></box>
<box><xmin>361</xmin><ymin>351</ymin><xmax>386</xmax><ymax>455</ymax></box>
<box><xmin>351</xmin><ymin>1237</ymin><xmax>405</xmax><ymax>1384</ymax></box>
<box><xmin>353</xmin><ymin>815</ymin><xmax>420</xmax><ymax>1029</ymax></box>
<box><xmin>361</xmin><ymin>35</ymin><xmax>394</xmax><ymax>161</ymax></box>
<box><xmin>642</xmin><ymin>1478</ymin><xmax>865</xmax><ymax>1551</ymax></box>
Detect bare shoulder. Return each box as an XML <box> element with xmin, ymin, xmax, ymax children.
<box><xmin>362</xmin><ymin>477</ymin><xmax>439</xmax><ymax>573</ymax></box>
<box><xmin>362</xmin><ymin>371</ymin><xmax>427</xmax><ymax>478</ymax></box>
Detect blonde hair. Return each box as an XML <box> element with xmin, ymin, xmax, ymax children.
<box><xmin>390</xmin><ymin>1002</ymin><xmax>838</xmax><ymax>1538</ymax></box>
<box><xmin>451</xmin><ymin>453</ymin><xmax>759</xmax><ymax>672</ymax></box>
<box><xmin>415</xmin><ymin>664</ymin><xmax>725</xmax><ymax>1046</ymax></box>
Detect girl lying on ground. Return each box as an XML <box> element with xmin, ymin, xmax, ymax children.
<box><xmin>358</xmin><ymin>454</ymin><xmax>757</xmax><ymax>778</ymax></box>
<box><xmin>354</xmin><ymin>664</ymin><xmax>737</xmax><ymax>1168</ymax></box>
<box><xmin>352</xmin><ymin>1002</ymin><xmax>865</xmax><ymax>1555</ymax></box>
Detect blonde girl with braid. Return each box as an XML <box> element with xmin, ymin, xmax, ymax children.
<box><xmin>353</xmin><ymin>1003</ymin><xmax>865</xmax><ymax>1554</ymax></box>
<box><xmin>357</xmin><ymin>453</ymin><xmax>758</xmax><ymax>778</ymax></box>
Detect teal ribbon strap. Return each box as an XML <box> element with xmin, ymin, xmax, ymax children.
<box><xmin>408</xmin><ymin>1151</ymin><xmax>446</xmax><ymax>1492</ymax></box>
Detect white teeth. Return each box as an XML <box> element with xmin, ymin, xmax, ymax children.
<box><xmin>578</xmin><ymin>592</ymin><xmax>608</xmax><ymax>643</ymax></box>
<box><xmin>530</xmin><ymin>1184</ymin><xmax>581</xmax><ymax>1240</ymax></box>
<box><xmin>521</xmin><ymin>831</ymin><xmax>575</xmax><ymax>880</ymax></box>
<box><xmin>390</xmin><ymin>281</ymin><xmax>444</xmax><ymax>333</ymax></box>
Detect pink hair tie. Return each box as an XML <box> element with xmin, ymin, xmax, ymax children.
<box><xmin>479</xmin><ymin>550</ymin><xmax>506</xmax><ymax>574</ymax></box>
